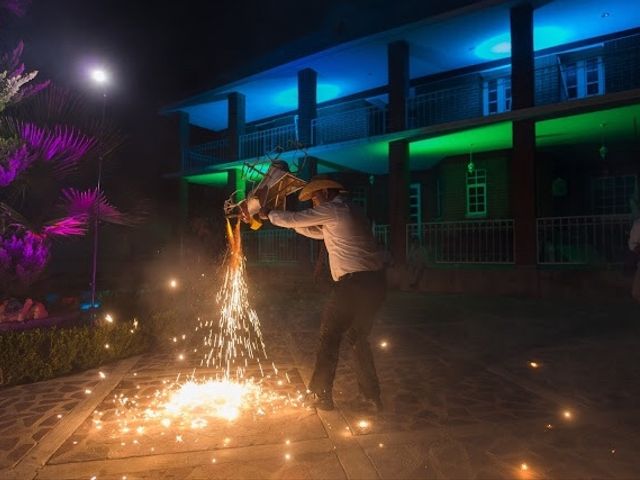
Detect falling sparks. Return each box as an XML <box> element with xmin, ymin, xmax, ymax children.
<box><xmin>105</xmin><ymin>314</ymin><xmax>114</xmax><ymax>323</ymax></box>
<box><xmin>82</xmin><ymin>217</ymin><xmax>303</xmax><ymax>455</ymax></box>
<box><xmin>85</xmin><ymin>389</ymin><xmax>92</xmax><ymax>395</ymax></box>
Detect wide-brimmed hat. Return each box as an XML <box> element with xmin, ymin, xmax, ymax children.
<box><xmin>298</xmin><ymin>176</ymin><xmax>345</xmax><ymax>201</ymax></box>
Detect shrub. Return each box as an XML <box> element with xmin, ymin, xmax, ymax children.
<box><xmin>0</xmin><ymin>320</ymin><xmax>149</xmax><ymax>386</ymax></box>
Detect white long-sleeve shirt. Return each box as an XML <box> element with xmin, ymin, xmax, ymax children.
<box><xmin>629</xmin><ymin>218</ymin><xmax>640</xmax><ymax>252</ymax></box>
<box><xmin>268</xmin><ymin>196</ymin><xmax>384</xmax><ymax>281</ymax></box>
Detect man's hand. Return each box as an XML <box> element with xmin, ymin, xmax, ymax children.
<box><xmin>258</xmin><ymin>208</ymin><xmax>271</xmax><ymax>220</ymax></box>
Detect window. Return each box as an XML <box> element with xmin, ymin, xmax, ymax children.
<box><xmin>561</xmin><ymin>57</ymin><xmax>604</xmax><ymax>99</ymax></box>
<box><xmin>466</xmin><ymin>169</ymin><xmax>487</xmax><ymax>216</ymax></box>
<box><xmin>592</xmin><ymin>175</ymin><xmax>637</xmax><ymax>214</ymax></box>
<box><xmin>483</xmin><ymin>77</ymin><xmax>511</xmax><ymax>115</ymax></box>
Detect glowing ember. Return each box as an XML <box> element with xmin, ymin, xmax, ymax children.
<box><xmin>521</xmin><ymin>463</ymin><xmax>528</xmax><ymax>471</ymax></box>
<box><xmin>528</xmin><ymin>361</ymin><xmax>539</xmax><ymax>368</ymax></box>
<box><xmin>163</xmin><ymin>379</ymin><xmax>260</xmax><ymax>421</ymax></box>
<box><xmin>563</xmin><ymin>410</ymin><xmax>573</xmax><ymax>419</ymax></box>
<box><xmin>379</xmin><ymin>340</ymin><xmax>388</xmax><ymax>348</ymax></box>
<box><xmin>357</xmin><ymin>419</ymin><xmax>370</xmax><ymax>429</ymax></box>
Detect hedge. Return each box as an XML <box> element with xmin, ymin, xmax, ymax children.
<box><xmin>0</xmin><ymin>321</ymin><xmax>150</xmax><ymax>386</ymax></box>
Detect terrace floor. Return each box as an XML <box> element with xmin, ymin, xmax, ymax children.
<box><xmin>1</xmin><ymin>290</ymin><xmax>640</xmax><ymax>479</ymax></box>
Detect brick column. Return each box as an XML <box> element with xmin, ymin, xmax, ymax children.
<box><xmin>389</xmin><ymin>140</ymin><xmax>410</xmax><ymax>264</ymax></box>
<box><xmin>510</xmin><ymin>3</ymin><xmax>536</xmax><ymax>265</ymax></box>
<box><xmin>387</xmin><ymin>40</ymin><xmax>409</xmax><ymax>133</ymax></box>
<box><xmin>510</xmin><ymin>3</ymin><xmax>534</xmax><ymax>109</ymax></box>
<box><xmin>227</xmin><ymin>92</ymin><xmax>246</xmax><ymax>160</ymax></box>
<box><xmin>297</xmin><ymin>68</ymin><xmax>317</xmax><ymax>147</ymax></box>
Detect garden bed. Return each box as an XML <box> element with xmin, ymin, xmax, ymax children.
<box><xmin>0</xmin><ymin>318</ymin><xmax>150</xmax><ymax>386</ymax></box>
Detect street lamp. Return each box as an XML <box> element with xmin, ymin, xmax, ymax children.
<box><xmin>89</xmin><ymin>67</ymin><xmax>109</xmax><ymax>310</ymax></box>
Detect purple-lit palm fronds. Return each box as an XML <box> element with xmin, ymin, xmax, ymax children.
<box><xmin>3</xmin><ymin>119</ymin><xmax>97</xmax><ymax>178</ymax></box>
<box><xmin>0</xmin><ymin>142</ymin><xmax>33</xmax><ymax>186</ymax></box>
<box><xmin>41</xmin><ymin>214</ymin><xmax>87</xmax><ymax>237</ymax></box>
<box><xmin>62</xmin><ymin>187</ymin><xmax>140</xmax><ymax>226</ymax></box>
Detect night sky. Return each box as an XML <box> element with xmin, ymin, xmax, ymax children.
<box><xmin>4</xmin><ymin>0</ymin><xmax>474</xmax><ymax>207</ymax></box>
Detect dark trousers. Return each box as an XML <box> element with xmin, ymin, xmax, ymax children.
<box><xmin>308</xmin><ymin>270</ymin><xmax>386</xmax><ymax>399</ymax></box>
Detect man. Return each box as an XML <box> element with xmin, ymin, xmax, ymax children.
<box><xmin>262</xmin><ymin>176</ymin><xmax>386</xmax><ymax>411</ymax></box>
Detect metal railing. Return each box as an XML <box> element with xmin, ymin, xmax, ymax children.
<box><xmin>537</xmin><ymin>214</ymin><xmax>633</xmax><ymax>265</ymax></box>
<box><xmin>407</xmin><ymin>83</ymin><xmax>481</xmax><ymax>129</ymax></box>
<box><xmin>239</xmin><ymin>124</ymin><xmax>298</xmax><ymax>159</ymax></box>
<box><xmin>312</xmin><ymin>105</ymin><xmax>386</xmax><ymax>145</ymax></box>
<box><xmin>407</xmin><ymin>219</ymin><xmax>515</xmax><ymax>264</ymax></box>
<box><xmin>373</xmin><ymin>224</ymin><xmax>390</xmax><ymax>251</ymax></box>
<box><xmin>186</xmin><ymin>139</ymin><xmax>228</xmax><ymax>169</ymax></box>
<box><xmin>241</xmin><ymin>229</ymin><xmax>302</xmax><ymax>264</ymax></box>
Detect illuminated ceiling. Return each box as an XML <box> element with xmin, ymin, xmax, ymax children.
<box><xmin>164</xmin><ymin>0</ymin><xmax>640</xmax><ymax>131</ymax></box>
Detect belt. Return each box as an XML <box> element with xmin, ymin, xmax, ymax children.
<box><xmin>337</xmin><ymin>270</ymin><xmax>383</xmax><ymax>282</ymax></box>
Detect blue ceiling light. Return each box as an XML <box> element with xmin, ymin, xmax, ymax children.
<box><xmin>474</xmin><ymin>26</ymin><xmax>571</xmax><ymax>60</ymax></box>
<box><xmin>273</xmin><ymin>83</ymin><xmax>342</xmax><ymax>108</ymax></box>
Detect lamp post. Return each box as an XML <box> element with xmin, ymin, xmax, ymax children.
<box><xmin>89</xmin><ymin>67</ymin><xmax>109</xmax><ymax>310</ymax></box>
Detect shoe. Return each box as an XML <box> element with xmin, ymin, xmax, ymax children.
<box><xmin>304</xmin><ymin>390</ymin><xmax>335</xmax><ymax>411</ymax></box>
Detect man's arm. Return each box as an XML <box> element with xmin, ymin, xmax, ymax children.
<box><xmin>294</xmin><ymin>226</ymin><xmax>324</xmax><ymax>240</ymax></box>
<box><xmin>268</xmin><ymin>204</ymin><xmax>335</xmax><ymax>229</ymax></box>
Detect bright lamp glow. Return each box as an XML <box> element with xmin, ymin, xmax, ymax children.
<box><xmin>90</xmin><ymin>68</ymin><xmax>109</xmax><ymax>84</ymax></box>
<box><xmin>474</xmin><ymin>26</ymin><xmax>571</xmax><ymax>59</ymax></box>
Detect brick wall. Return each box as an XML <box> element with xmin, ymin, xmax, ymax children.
<box><xmin>534</xmin><ymin>54</ymin><xmax>560</xmax><ymax>106</ymax></box>
<box><xmin>438</xmin><ymin>153</ymin><xmax>511</xmax><ymax>220</ymax></box>
<box><xmin>413</xmin><ymin>74</ymin><xmax>483</xmax><ymax>125</ymax></box>
<box><xmin>604</xmin><ymin>34</ymin><xmax>640</xmax><ymax>94</ymax></box>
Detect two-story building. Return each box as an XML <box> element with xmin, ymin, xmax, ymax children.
<box><xmin>162</xmin><ymin>0</ymin><xmax>640</xmax><ymax>296</ymax></box>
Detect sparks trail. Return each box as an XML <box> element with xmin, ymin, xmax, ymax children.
<box><xmin>201</xmin><ymin>218</ymin><xmax>268</xmax><ymax>379</ymax></box>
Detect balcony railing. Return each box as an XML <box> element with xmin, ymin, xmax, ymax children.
<box><xmin>186</xmin><ymin>139</ymin><xmax>228</xmax><ymax>169</ymax></box>
<box><xmin>312</xmin><ymin>105</ymin><xmax>386</xmax><ymax>145</ymax></box>
<box><xmin>407</xmin><ymin>83</ymin><xmax>481</xmax><ymax>129</ymax></box>
<box><xmin>239</xmin><ymin>124</ymin><xmax>298</xmax><ymax>159</ymax></box>
<box><xmin>407</xmin><ymin>220</ymin><xmax>515</xmax><ymax>264</ymax></box>
<box><xmin>537</xmin><ymin>214</ymin><xmax>633</xmax><ymax>265</ymax></box>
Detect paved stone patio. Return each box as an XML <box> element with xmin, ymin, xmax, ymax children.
<box><xmin>1</xmin><ymin>291</ymin><xmax>640</xmax><ymax>479</ymax></box>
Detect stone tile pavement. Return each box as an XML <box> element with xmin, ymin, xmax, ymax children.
<box><xmin>1</xmin><ymin>291</ymin><xmax>640</xmax><ymax>479</ymax></box>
